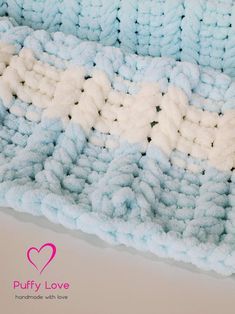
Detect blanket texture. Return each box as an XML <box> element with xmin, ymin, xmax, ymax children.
<box><xmin>0</xmin><ymin>0</ymin><xmax>235</xmax><ymax>76</ymax></box>
<box><xmin>0</xmin><ymin>1</ymin><xmax>235</xmax><ymax>276</ymax></box>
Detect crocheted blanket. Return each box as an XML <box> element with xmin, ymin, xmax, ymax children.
<box><xmin>0</xmin><ymin>2</ymin><xmax>235</xmax><ymax>276</ymax></box>
<box><xmin>0</xmin><ymin>0</ymin><xmax>235</xmax><ymax>77</ymax></box>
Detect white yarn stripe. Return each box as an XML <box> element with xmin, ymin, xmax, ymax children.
<box><xmin>0</xmin><ymin>42</ymin><xmax>234</xmax><ymax>171</ymax></box>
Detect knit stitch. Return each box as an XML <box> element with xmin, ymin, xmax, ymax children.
<box><xmin>0</xmin><ymin>16</ymin><xmax>234</xmax><ymax>275</ymax></box>
<box><xmin>0</xmin><ymin>0</ymin><xmax>235</xmax><ymax>77</ymax></box>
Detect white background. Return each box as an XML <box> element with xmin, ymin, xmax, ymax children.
<box><xmin>1</xmin><ymin>206</ymin><xmax>235</xmax><ymax>314</ymax></box>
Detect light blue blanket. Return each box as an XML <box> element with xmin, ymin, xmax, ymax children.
<box><xmin>0</xmin><ymin>0</ymin><xmax>234</xmax><ymax>77</ymax></box>
<box><xmin>0</xmin><ymin>1</ymin><xmax>234</xmax><ymax>275</ymax></box>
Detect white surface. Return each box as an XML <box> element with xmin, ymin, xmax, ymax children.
<box><xmin>0</xmin><ymin>207</ymin><xmax>235</xmax><ymax>314</ymax></box>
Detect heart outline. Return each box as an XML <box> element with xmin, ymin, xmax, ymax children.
<box><xmin>27</xmin><ymin>243</ymin><xmax>56</xmax><ymax>274</ymax></box>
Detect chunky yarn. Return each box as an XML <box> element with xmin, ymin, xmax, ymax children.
<box><xmin>0</xmin><ymin>2</ymin><xmax>235</xmax><ymax>276</ymax></box>
<box><xmin>0</xmin><ymin>0</ymin><xmax>235</xmax><ymax>77</ymax></box>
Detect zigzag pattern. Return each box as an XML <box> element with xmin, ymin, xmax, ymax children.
<box><xmin>0</xmin><ymin>43</ymin><xmax>234</xmax><ymax>171</ymax></box>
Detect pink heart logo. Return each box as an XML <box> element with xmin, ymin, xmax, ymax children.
<box><xmin>27</xmin><ymin>243</ymin><xmax>56</xmax><ymax>274</ymax></box>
